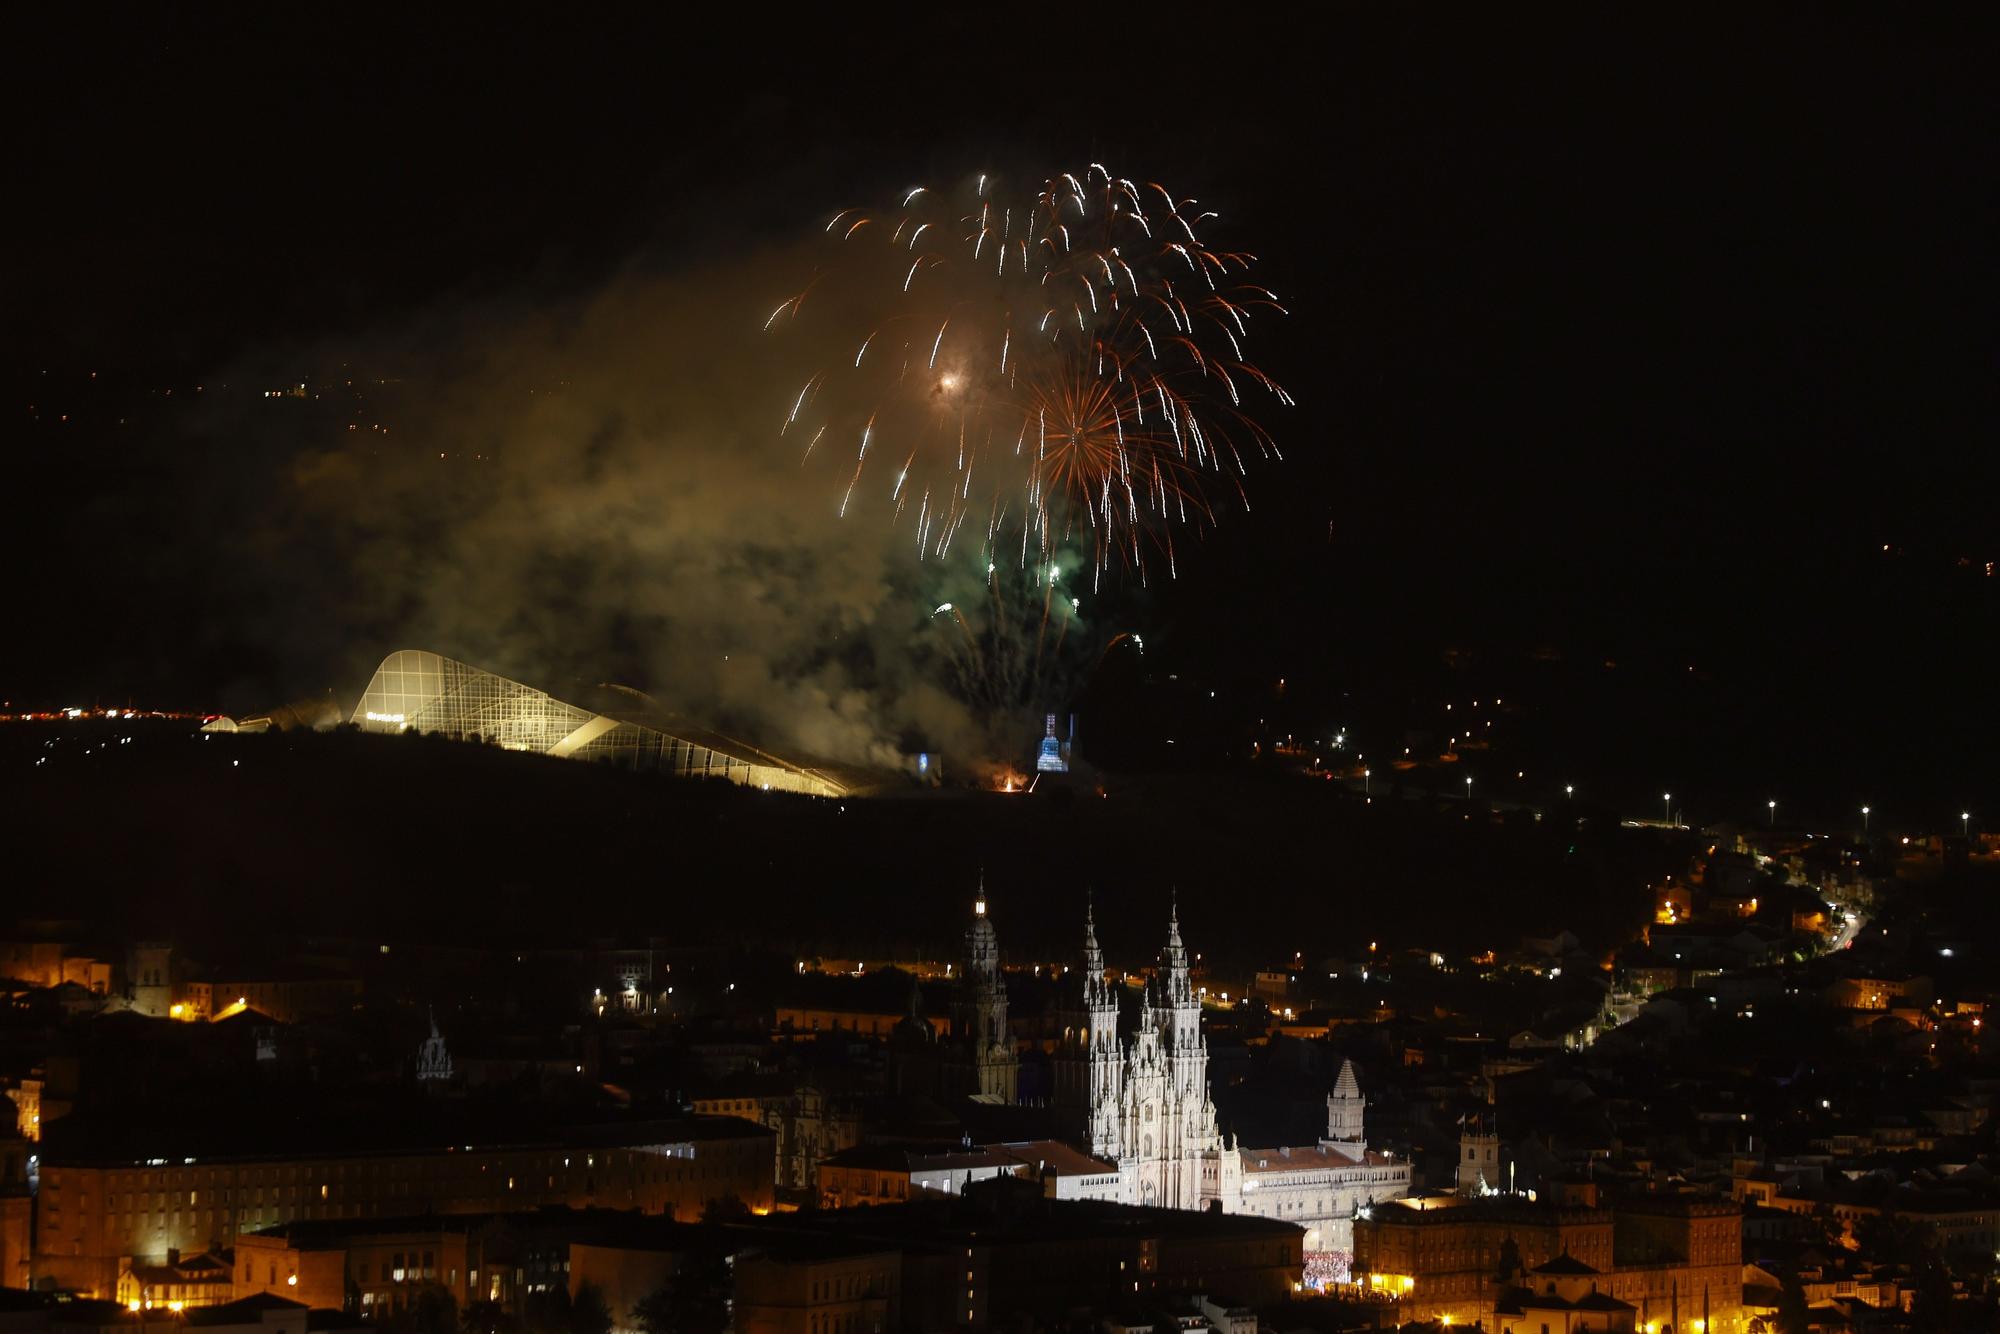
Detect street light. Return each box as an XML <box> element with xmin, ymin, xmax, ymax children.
<box><xmin>1565</xmin><ymin>784</ymin><xmax>1574</xmax><ymax>800</ymax></box>
<box><xmin>1363</xmin><ymin>767</ymin><xmax>1371</xmax><ymax>796</ymax></box>
<box><xmin>1465</xmin><ymin>775</ymin><xmax>1474</xmax><ymax>799</ymax></box>
<box><xmin>1663</xmin><ymin>793</ymin><xmax>1672</xmax><ymax>825</ymax></box>
<box><xmin>1768</xmin><ymin>800</ymin><xmax>1777</xmax><ymax>827</ymax></box>
<box><xmin>1861</xmin><ymin>805</ymin><xmax>1871</xmax><ymax>834</ymax></box>
<box><xmin>1964</xmin><ymin>812</ymin><xmax>1972</xmax><ymax>837</ymax></box>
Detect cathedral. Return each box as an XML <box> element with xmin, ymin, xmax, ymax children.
<box><xmin>945</xmin><ymin>892</ymin><xmax>1414</xmax><ymax>1281</ymax></box>
<box><xmin>1053</xmin><ymin>896</ymin><xmax>1226</xmax><ymax>1209</ymax></box>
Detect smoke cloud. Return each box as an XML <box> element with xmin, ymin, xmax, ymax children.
<box><xmin>234</xmin><ymin>244</ymin><xmax>1035</xmax><ymax>774</ymax></box>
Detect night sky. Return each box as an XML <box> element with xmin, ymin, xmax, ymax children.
<box><xmin>8</xmin><ymin>8</ymin><xmax>1995</xmax><ymax>821</ymax></box>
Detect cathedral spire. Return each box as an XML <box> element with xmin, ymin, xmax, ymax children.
<box><xmin>1080</xmin><ymin>891</ymin><xmax>1109</xmax><ymax>1010</ymax></box>
<box><xmin>1162</xmin><ymin>888</ymin><xmax>1187</xmax><ymax>970</ymax></box>
<box><xmin>416</xmin><ymin>1008</ymin><xmax>453</xmax><ymax>1084</ymax></box>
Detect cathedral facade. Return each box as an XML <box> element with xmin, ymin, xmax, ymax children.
<box><xmin>918</xmin><ymin>893</ymin><xmax>1411</xmax><ymax>1283</ymax></box>
<box><xmin>1049</xmin><ymin>899</ymin><xmax>1415</xmax><ymax>1281</ymax></box>
<box><xmin>1054</xmin><ymin>898</ymin><xmax>1226</xmax><ymax>1209</ymax></box>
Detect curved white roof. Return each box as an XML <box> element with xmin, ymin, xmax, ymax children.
<box><xmin>350</xmin><ymin>649</ymin><xmax>855</xmax><ymax>798</ymax></box>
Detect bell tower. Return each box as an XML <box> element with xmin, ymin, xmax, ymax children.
<box><xmin>947</xmin><ymin>882</ymin><xmax>1017</xmax><ymax>1102</ymax></box>
<box><xmin>1322</xmin><ymin>1059</ymin><xmax>1366</xmax><ymax>1157</ymax></box>
<box><xmin>1457</xmin><ymin>1112</ymin><xmax>1501</xmax><ymax>1195</ymax></box>
<box><xmin>1076</xmin><ymin>896</ymin><xmax>1124</xmax><ymax>1157</ymax></box>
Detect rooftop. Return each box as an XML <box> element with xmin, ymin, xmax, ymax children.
<box><xmin>40</xmin><ymin>1108</ymin><xmax>769</xmax><ymax>1167</ymax></box>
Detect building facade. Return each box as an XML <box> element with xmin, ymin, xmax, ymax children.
<box><xmin>33</xmin><ymin>1120</ymin><xmax>773</xmax><ymax>1298</ymax></box>
<box><xmin>1045</xmin><ymin>900</ymin><xmax>1411</xmax><ymax>1279</ymax></box>
<box><xmin>1228</xmin><ymin>1058</ymin><xmax>1413</xmax><ymax>1285</ymax></box>
<box><xmin>1354</xmin><ymin>1194</ymin><xmax>1746</xmax><ymax>1331</ymax></box>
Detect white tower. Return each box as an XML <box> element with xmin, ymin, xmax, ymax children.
<box><xmin>1323</xmin><ymin>1059</ymin><xmax>1366</xmax><ymax>1157</ymax></box>
<box><xmin>1115</xmin><ymin>895</ymin><xmax>1221</xmax><ymax>1209</ymax></box>
<box><xmin>1457</xmin><ymin>1113</ymin><xmax>1501</xmax><ymax>1195</ymax></box>
<box><xmin>1079</xmin><ymin>898</ymin><xmax>1124</xmax><ymax>1158</ymax></box>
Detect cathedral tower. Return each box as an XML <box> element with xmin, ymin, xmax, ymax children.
<box><xmin>1322</xmin><ymin>1059</ymin><xmax>1366</xmax><ymax>1157</ymax></box>
<box><xmin>1152</xmin><ymin>894</ymin><xmax>1201</xmax><ymax>1052</ymax></box>
<box><xmin>945</xmin><ymin>887</ymin><xmax>1017</xmax><ymax>1102</ymax></box>
<box><xmin>1113</xmin><ymin>895</ymin><xmax>1223</xmax><ymax>1209</ymax></box>
<box><xmin>1058</xmin><ymin>896</ymin><xmax>1124</xmax><ymax>1157</ymax></box>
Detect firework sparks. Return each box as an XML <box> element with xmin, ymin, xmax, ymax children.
<box><xmin>769</xmin><ymin>164</ymin><xmax>1293</xmax><ymax>581</ymax></box>
<box><xmin>927</xmin><ymin>556</ymin><xmax>1091</xmax><ymax>736</ymax></box>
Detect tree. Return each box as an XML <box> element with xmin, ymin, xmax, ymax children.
<box><xmin>383</xmin><ymin>1289</ymin><xmax>458</xmax><ymax>1334</ymax></box>
<box><xmin>629</xmin><ymin>1287</ymin><xmax>678</xmax><ymax>1334</ymax></box>
<box><xmin>632</xmin><ymin>1255</ymin><xmax>731</xmax><ymax>1334</ymax></box>
<box><xmin>567</xmin><ymin>1284</ymin><xmax>612</xmax><ymax>1334</ymax></box>
<box><xmin>1908</xmin><ymin>1259</ymin><xmax>1956</xmax><ymax>1334</ymax></box>
<box><xmin>701</xmin><ymin>1193</ymin><xmax>754</xmax><ymax>1223</ymax></box>
<box><xmin>1776</xmin><ymin>1273</ymin><xmax>1810</xmax><ymax>1334</ymax></box>
<box><xmin>1805</xmin><ymin>1201</ymin><xmax>1845</xmax><ymax>1249</ymax></box>
<box><xmin>460</xmin><ymin>1302</ymin><xmax>517</xmax><ymax>1334</ymax></box>
<box><xmin>521</xmin><ymin>1285</ymin><xmax>573</xmax><ymax>1334</ymax></box>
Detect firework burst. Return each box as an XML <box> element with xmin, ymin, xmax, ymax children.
<box><xmin>769</xmin><ymin>165</ymin><xmax>1294</xmax><ymax>585</ymax></box>
<box><xmin>929</xmin><ymin>555</ymin><xmax>1088</xmax><ymax>728</ymax></box>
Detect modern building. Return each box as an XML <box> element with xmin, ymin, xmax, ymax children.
<box><xmin>349</xmin><ymin>649</ymin><xmax>865</xmax><ymax>798</ymax></box>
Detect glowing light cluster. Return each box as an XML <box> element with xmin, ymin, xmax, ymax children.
<box><xmin>771</xmin><ymin>164</ymin><xmax>1293</xmax><ymax>582</ymax></box>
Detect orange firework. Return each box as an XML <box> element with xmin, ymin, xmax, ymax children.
<box><xmin>768</xmin><ymin>164</ymin><xmax>1293</xmax><ymax>584</ymax></box>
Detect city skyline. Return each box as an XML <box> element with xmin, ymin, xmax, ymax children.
<box><xmin>4</xmin><ymin>8</ymin><xmax>1997</xmax><ymax>1333</ymax></box>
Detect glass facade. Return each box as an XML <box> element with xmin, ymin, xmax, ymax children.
<box><xmin>350</xmin><ymin>649</ymin><xmax>847</xmax><ymax>797</ymax></box>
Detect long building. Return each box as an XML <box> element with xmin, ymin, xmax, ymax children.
<box><xmin>1353</xmin><ymin>1189</ymin><xmax>1744</xmax><ymax>1330</ymax></box>
<box><xmin>204</xmin><ymin>1188</ymin><xmax>1302</xmax><ymax>1333</ymax></box>
<box><xmin>349</xmin><ymin>649</ymin><xmax>870</xmax><ymax>798</ymax></box>
<box><xmin>32</xmin><ymin>1115</ymin><xmax>773</xmax><ymax>1298</ymax></box>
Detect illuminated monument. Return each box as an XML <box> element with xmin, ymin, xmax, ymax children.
<box><xmin>1048</xmin><ymin>900</ymin><xmax>1411</xmax><ymax>1282</ymax></box>
<box><xmin>1036</xmin><ymin>712</ymin><xmax>1070</xmax><ymax>773</ymax></box>
<box><xmin>350</xmin><ymin>649</ymin><xmax>858</xmax><ymax>797</ymax></box>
